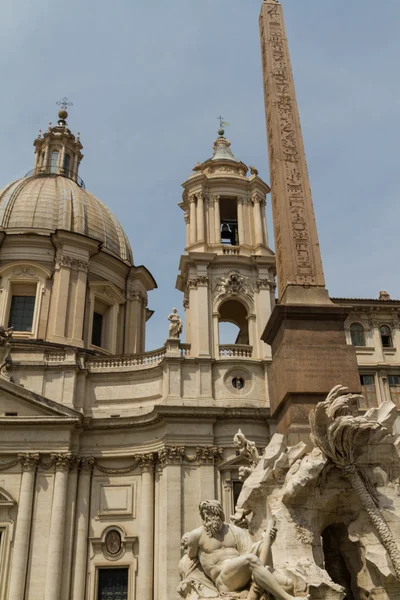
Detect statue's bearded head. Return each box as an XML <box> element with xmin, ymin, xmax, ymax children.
<box><xmin>199</xmin><ymin>500</ymin><xmax>225</xmax><ymax>538</ymax></box>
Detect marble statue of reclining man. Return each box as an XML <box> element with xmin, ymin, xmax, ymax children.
<box><xmin>178</xmin><ymin>499</ymin><xmax>309</xmax><ymax>600</ymax></box>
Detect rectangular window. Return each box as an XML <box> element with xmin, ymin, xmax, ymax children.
<box><xmin>360</xmin><ymin>374</ymin><xmax>377</xmax><ymax>408</ymax></box>
<box><xmin>220</xmin><ymin>198</ymin><xmax>238</xmax><ymax>246</ymax></box>
<box><xmin>388</xmin><ymin>375</ymin><xmax>400</xmax><ymax>408</ymax></box>
<box><xmin>8</xmin><ymin>296</ymin><xmax>35</xmax><ymax>332</ymax></box>
<box><xmin>232</xmin><ymin>480</ymin><xmax>243</xmax><ymax>509</ymax></box>
<box><xmin>91</xmin><ymin>312</ymin><xmax>103</xmax><ymax>347</ymax></box>
<box><xmin>97</xmin><ymin>568</ymin><xmax>128</xmax><ymax>600</ymax></box>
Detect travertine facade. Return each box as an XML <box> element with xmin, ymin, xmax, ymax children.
<box><xmin>0</xmin><ymin>3</ymin><xmax>397</xmax><ymax>600</ymax></box>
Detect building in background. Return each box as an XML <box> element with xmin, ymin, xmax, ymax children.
<box><xmin>0</xmin><ymin>5</ymin><xmax>398</xmax><ymax>600</ymax></box>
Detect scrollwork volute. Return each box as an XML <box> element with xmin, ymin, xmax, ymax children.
<box><xmin>18</xmin><ymin>453</ymin><xmax>40</xmax><ymax>471</ymax></box>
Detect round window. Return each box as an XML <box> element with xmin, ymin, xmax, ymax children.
<box><xmin>232</xmin><ymin>376</ymin><xmax>245</xmax><ymax>390</ymax></box>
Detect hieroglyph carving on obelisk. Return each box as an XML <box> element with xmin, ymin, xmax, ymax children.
<box><xmin>260</xmin><ymin>0</ymin><xmax>327</xmax><ymax>303</ymax></box>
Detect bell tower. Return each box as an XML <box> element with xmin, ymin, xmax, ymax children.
<box><xmin>176</xmin><ymin>128</ymin><xmax>276</xmax><ymax>360</ymax></box>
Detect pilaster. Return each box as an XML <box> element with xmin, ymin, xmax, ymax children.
<box><xmin>8</xmin><ymin>453</ymin><xmax>39</xmax><ymax>600</ymax></box>
<box><xmin>71</xmin><ymin>457</ymin><xmax>94</xmax><ymax>600</ymax></box>
<box><xmin>137</xmin><ymin>454</ymin><xmax>156</xmax><ymax>600</ymax></box>
<box><xmin>44</xmin><ymin>453</ymin><xmax>72</xmax><ymax>600</ymax></box>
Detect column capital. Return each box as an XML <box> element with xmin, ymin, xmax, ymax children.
<box><xmin>196</xmin><ymin>191</ymin><xmax>204</xmax><ymax>201</ymax></box>
<box><xmin>256</xmin><ymin>278</ymin><xmax>272</xmax><ymax>291</ymax></box>
<box><xmin>18</xmin><ymin>453</ymin><xmax>40</xmax><ymax>471</ymax></box>
<box><xmin>139</xmin><ymin>453</ymin><xmax>156</xmax><ymax>472</ymax></box>
<box><xmin>189</xmin><ymin>194</ymin><xmax>197</xmax><ymax>204</ymax></box>
<box><xmin>237</xmin><ymin>196</ymin><xmax>245</xmax><ymax>205</ymax></box>
<box><xmin>211</xmin><ymin>194</ymin><xmax>220</xmax><ymax>204</ymax></box>
<box><xmin>127</xmin><ymin>286</ymin><xmax>148</xmax><ymax>306</ymax></box>
<box><xmin>158</xmin><ymin>445</ymin><xmax>186</xmax><ymax>470</ymax></box>
<box><xmin>51</xmin><ymin>452</ymin><xmax>73</xmax><ymax>471</ymax></box>
<box><xmin>79</xmin><ymin>457</ymin><xmax>95</xmax><ymax>472</ymax></box>
<box><xmin>251</xmin><ymin>192</ymin><xmax>263</xmax><ymax>204</ymax></box>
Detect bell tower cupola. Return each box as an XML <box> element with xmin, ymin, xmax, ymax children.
<box><xmin>31</xmin><ymin>98</ymin><xmax>84</xmax><ymax>186</ymax></box>
<box><xmin>176</xmin><ymin>128</ymin><xmax>276</xmax><ymax>360</ymax></box>
<box><xmin>180</xmin><ymin>127</ymin><xmax>271</xmax><ymax>255</ymax></box>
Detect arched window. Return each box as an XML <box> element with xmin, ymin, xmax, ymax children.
<box><xmin>50</xmin><ymin>151</ymin><xmax>59</xmax><ymax>173</ymax></box>
<box><xmin>349</xmin><ymin>323</ymin><xmax>365</xmax><ymax>346</ymax></box>
<box><xmin>380</xmin><ymin>325</ymin><xmax>393</xmax><ymax>348</ymax></box>
<box><xmin>63</xmin><ymin>153</ymin><xmax>70</xmax><ymax>176</ymax></box>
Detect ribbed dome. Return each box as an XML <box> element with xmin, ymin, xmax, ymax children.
<box><xmin>0</xmin><ymin>175</ymin><xmax>133</xmax><ymax>263</ymax></box>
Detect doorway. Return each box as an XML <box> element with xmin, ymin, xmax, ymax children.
<box><xmin>97</xmin><ymin>568</ymin><xmax>128</xmax><ymax>600</ymax></box>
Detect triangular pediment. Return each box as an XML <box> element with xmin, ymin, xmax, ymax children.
<box><xmin>0</xmin><ymin>379</ymin><xmax>81</xmax><ymax>422</ymax></box>
<box><xmin>218</xmin><ymin>453</ymin><xmax>252</xmax><ymax>470</ymax></box>
<box><xmin>0</xmin><ymin>487</ymin><xmax>16</xmax><ymax>505</ymax></box>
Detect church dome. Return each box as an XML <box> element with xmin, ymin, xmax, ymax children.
<box><xmin>0</xmin><ymin>175</ymin><xmax>133</xmax><ymax>263</ymax></box>
<box><xmin>0</xmin><ymin>103</ymin><xmax>133</xmax><ymax>264</ymax></box>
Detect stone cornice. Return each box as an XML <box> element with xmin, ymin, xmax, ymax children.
<box><xmin>85</xmin><ymin>405</ymin><xmax>270</xmax><ymax>430</ymax></box>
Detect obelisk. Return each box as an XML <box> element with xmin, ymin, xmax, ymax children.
<box><xmin>260</xmin><ymin>0</ymin><xmax>360</xmax><ymax>439</ymax></box>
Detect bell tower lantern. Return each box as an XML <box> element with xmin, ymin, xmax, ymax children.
<box><xmin>176</xmin><ymin>128</ymin><xmax>276</xmax><ymax>360</ymax></box>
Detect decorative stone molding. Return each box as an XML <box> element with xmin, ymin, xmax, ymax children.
<box><xmin>211</xmin><ymin>194</ymin><xmax>220</xmax><ymax>205</ymax></box>
<box><xmin>139</xmin><ymin>453</ymin><xmax>156</xmax><ymax>472</ymax></box>
<box><xmin>251</xmin><ymin>192</ymin><xmax>263</xmax><ymax>205</ymax></box>
<box><xmin>158</xmin><ymin>446</ymin><xmax>186</xmax><ymax>469</ymax></box>
<box><xmin>196</xmin><ymin>276</ymin><xmax>209</xmax><ymax>287</ymax></box>
<box><xmin>18</xmin><ymin>453</ymin><xmax>40</xmax><ymax>471</ymax></box>
<box><xmin>50</xmin><ymin>453</ymin><xmax>73</xmax><ymax>471</ymax></box>
<box><xmin>214</xmin><ymin>270</ymin><xmax>254</xmax><ymax>304</ymax></box>
<box><xmin>255</xmin><ymin>278</ymin><xmax>271</xmax><ymax>291</ymax></box>
<box><xmin>158</xmin><ymin>445</ymin><xmax>223</xmax><ymax>470</ymax></box>
<box><xmin>0</xmin><ymin>448</ymin><xmax>222</xmax><ymax>475</ymax></box>
<box><xmin>11</xmin><ymin>266</ymin><xmax>37</xmax><ymax>278</ymax></box>
<box><xmin>127</xmin><ymin>287</ymin><xmax>148</xmax><ymax>306</ymax></box>
<box><xmin>187</xmin><ymin>279</ymin><xmax>198</xmax><ymax>290</ymax></box>
<box><xmin>189</xmin><ymin>194</ymin><xmax>196</xmax><ymax>204</ymax></box>
<box><xmin>183</xmin><ymin>292</ymin><xmax>189</xmax><ymax>310</ymax></box>
<box><xmin>94</xmin><ymin>459</ymin><xmax>141</xmax><ymax>475</ymax></box>
<box><xmin>184</xmin><ymin>213</ymin><xmax>190</xmax><ymax>224</ymax></box>
<box><xmin>56</xmin><ymin>255</ymin><xmax>88</xmax><ymax>272</ymax></box>
<box><xmin>79</xmin><ymin>457</ymin><xmax>95</xmax><ymax>472</ymax></box>
<box><xmin>0</xmin><ymin>458</ymin><xmax>20</xmax><ymax>472</ymax></box>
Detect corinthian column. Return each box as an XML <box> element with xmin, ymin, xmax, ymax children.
<box><xmin>253</xmin><ymin>194</ymin><xmax>264</xmax><ymax>246</ymax></box>
<box><xmin>196</xmin><ymin>192</ymin><xmax>205</xmax><ymax>242</ymax></box>
<box><xmin>189</xmin><ymin>195</ymin><xmax>197</xmax><ymax>245</ymax></box>
<box><xmin>237</xmin><ymin>197</ymin><xmax>245</xmax><ymax>245</ymax></box>
<box><xmin>8</xmin><ymin>453</ymin><xmax>39</xmax><ymax>600</ymax></box>
<box><xmin>213</xmin><ymin>195</ymin><xmax>221</xmax><ymax>243</ymax></box>
<box><xmin>137</xmin><ymin>454</ymin><xmax>155</xmax><ymax>600</ymax></box>
<box><xmin>71</xmin><ymin>458</ymin><xmax>94</xmax><ymax>600</ymax></box>
<box><xmin>44</xmin><ymin>454</ymin><xmax>71</xmax><ymax>600</ymax></box>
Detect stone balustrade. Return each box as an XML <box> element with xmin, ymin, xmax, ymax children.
<box><xmin>180</xmin><ymin>344</ymin><xmax>191</xmax><ymax>357</ymax></box>
<box><xmin>87</xmin><ymin>346</ymin><xmax>167</xmax><ymax>372</ymax></box>
<box><xmin>219</xmin><ymin>344</ymin><xmax>253</xmax><ymax>358</ymax></box>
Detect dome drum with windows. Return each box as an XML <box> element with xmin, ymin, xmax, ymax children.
<box><xmin>0</xmin><ymin>106</ymin><xmax>156</xmax><ymax>353</ymax></box>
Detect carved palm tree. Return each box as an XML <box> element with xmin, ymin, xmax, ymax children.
<box><xmin>309</xmin><ymin>385</ymin><xmax>400</xmax><ymax>581</ymax></box>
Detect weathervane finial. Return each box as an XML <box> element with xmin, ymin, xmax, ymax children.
<box><xmin>217</xmin><ymin>115</ymin><xmax>230</xmax><ymax>137</ymax></box>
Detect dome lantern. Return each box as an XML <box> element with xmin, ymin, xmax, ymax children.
<box><xmin>31</xmin><ymin>98</ymin><xmax>84</xmax><ymax>188</ymax></box>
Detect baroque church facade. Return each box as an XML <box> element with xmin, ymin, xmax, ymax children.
<box><xmin>0</xmin><ymin>2</ymin><xmax>398</xmax><ymax>600</ymax></box>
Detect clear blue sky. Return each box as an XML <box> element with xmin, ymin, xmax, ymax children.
<box><xmin>1</xmin><ymin>1</ymin><xmax>399</xmax><ymax>350</ymax></box>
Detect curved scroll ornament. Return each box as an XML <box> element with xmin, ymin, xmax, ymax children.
<box><xmin>310</xmin><ymin>384</ymin><xmax>400</xmax><ymax>580</ymax></box>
